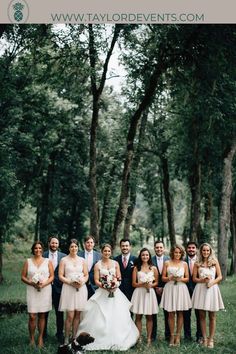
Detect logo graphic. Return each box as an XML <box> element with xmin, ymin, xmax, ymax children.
<box><xmin>8</xmin><ymin>0</ymin><xmax>29</xmax><ymax>23</ymax></box>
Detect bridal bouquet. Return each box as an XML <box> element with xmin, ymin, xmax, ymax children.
<box><xmin>100</xmin><ymin>273</ymin><xmax>121</xmax><ymax>298</ymax></box>
<box><xmin>140</xmin><ymin>272</ymin><xmax>155</xmax><ymax>293</ymax></box>
<box><xmin>169</xmin><ymin>268</ymin><xmax>183</xmax><ymax>285</ymax></box>
<box><xmin>199</xmin><ymin>267</ymin><xmax>212</xmax><ymax>288</ymax></box>
<box><xmin>32</xmin><ymin>272</ymin><xmax>45</xmax><ymax>292</ymax></box>
<box><xmin>70</xmin><ymin>273</ymin><xmax>84</xmax><ymax>292</ymax></box>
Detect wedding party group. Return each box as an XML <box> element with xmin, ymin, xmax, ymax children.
<box><xmin>21</xmin><ymin>235</ymin><xmax>225</xmax><ymax>351</ymax></box>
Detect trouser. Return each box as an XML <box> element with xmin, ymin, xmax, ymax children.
<box><xmin>44</xmin><ymin>291</ymin><xmax>64</xmax><ymax>338</ymax></box>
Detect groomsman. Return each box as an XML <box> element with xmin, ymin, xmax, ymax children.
<box><xmin>44</xmin><ymin>236</ymin><xmax>66</xmax><ymax>343</ymax></box>
<box><xmin>183</xmin><ymin>241</ymin><xmax>202</xmax><ymax>342</ymax></box>
<box><xmin>114</xmin><ymin>239</ymin><xmax>137</xmax><ymax>301</ymax></box>
<box><xmin>152</xmin><ymin>240</ymin><xmax>170</xmax><ymax>341</ymax></box>
<box><xmin>78</xmin><ymin>235</ymin><xmax>101</xmax><ymax>298</ymax></box>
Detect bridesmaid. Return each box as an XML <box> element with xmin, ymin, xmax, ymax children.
<box><xmin>59</xmin><ymin>239</ymin><xmax>88</xmax><ymax>344</ymax></box>
<box><xmin>192</xmin><ymin>243</ymin><xmax>224</xmax><ymax>348</ymax></box>
<box><xmin>131</xmin><ymin>248</ymin><xmax>158</xmax><ymax>345</ymax></box>
<box><xmin>160</xmin><ymin>244</ymin><xmax>191</xmax><ymax>347</ymax></box>
<box><xmin>21</xmin><ymin>241</ymin><xmax>54</xmax><ymax>348</ymax></box>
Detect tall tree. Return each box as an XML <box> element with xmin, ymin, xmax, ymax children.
<box><xmin>218</xmin><ymin>141</ymin><xmax>236</xmax><ymax>279</ymax></box>
<box><xmin>88</xmin><ymin>24</ymin><xmax>122</xmax><ymax>244</ymax></box>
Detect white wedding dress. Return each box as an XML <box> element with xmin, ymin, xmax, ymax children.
<box><xmin>77</xmin><ymin>260</ymin><xmax>139</xmax><ymax>351</ymax></box>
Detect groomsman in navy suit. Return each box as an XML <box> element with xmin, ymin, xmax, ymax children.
<box><xmin>152</xmin><ymin>240</ymin><xmax>170</xmax><ymax>341</ymax></box>
<box><xmin>43</xmin><ymin>236</ymin><xmax>66</xmax><ymax>343</ymax></box>
<box><xmin>114</xmin><ymin>239</ymin><xmax>137</xmax><ymax>301</ymax></box>
<box><xmin>78</xmin><ymin>235</ymin><xmax>101</xmax><ymax>298</ymax></box>
<box><xmin>183</xmin><ymin>241</ymin><xmax>202</xmax><ymax>342</ymax></box>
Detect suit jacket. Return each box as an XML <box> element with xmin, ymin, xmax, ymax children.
<box><xmin>152</xmin><ymin>255</ymin><xmax>169</xmax><ymax>288</ymax></box>
<box><xmin>114</xmin><ymin>254</ymin><xmax>137</xmax><ymax>301</ymax></box>
<box><xmin>43</xmin><ymin>250</ymin><xmax>66</xmax><ymax>294</ymax></box>
<box><xmin>184</xmin><ymin>255</ymin><xmax>196</xmax><ymax>296</ymax></box>
<box><xmin>78</xmin><ymin>250</ymin><xmax>101</xmax><ymax>292</ymax></box>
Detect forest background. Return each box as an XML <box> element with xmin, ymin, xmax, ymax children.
<box><xmin>0</xmin><ymin>24</ymin><xmax>236</xmax><ymax>284</ymax></box>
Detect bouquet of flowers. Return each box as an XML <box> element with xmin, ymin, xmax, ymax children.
<box><xmin>199</xmin><ymin>267</ymin><xmax>212</xmax><ymax>288</ymax></box>
<box><xmin>70</xmin><ymin>273</ymin><xmax>84</xmax><ymax>292</ymax></box>
<box><xmin>140</xmin><ymin>272</ymin><xmax>155</xmax><ymax>293</ymax></box>
<box><xmin>32</xmin><ymin>272</ymin><xmax>44</xmax><ymax>292</ymax></box>
<box><xmin>100</xmin><ymin>273</ymin><xmax>121</xmax><ymax>298</ymax></box>
<box><xmin>169</xmin><ymin>268</ymin><xmax>183</xmax><ymax>285</ymax></box>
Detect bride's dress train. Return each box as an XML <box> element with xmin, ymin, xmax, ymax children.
<box><xmin>77</xmin><ymin>261</ymin><xmax>139</xmax><ymax>351</ymax></box>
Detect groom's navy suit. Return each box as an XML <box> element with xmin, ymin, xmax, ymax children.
<box><xmin>78</xmin><ymin>249</ymin><xmax>101</xmax><ymax>298</ymax></box>
<box><xmin>152</xmin><ymin>254</ymin><xmax>170</xmax><ymax>341</ymax></box>
<box><xmin>43</xmin><ymin>250</ymin><xmax>66</xmax><ymax>341</ymax></box>
<box><xmin>114</xmin><ymin>254</ymin><xmax>137</xmax><ymax>301</ymax></box>
<box><xmin>183</xmin><ymin>255</ymin><xmax>202</xmax><ymax>341</ymax></box>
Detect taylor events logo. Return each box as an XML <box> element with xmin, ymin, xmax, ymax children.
<box><xmin>8</xmin><ymin>0</ymin><xmax>29</xmax><ymax>23</ymax></box>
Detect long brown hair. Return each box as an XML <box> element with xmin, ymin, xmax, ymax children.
<box><xmin>136</xmin><ymin>248</ymin><xmax>153</xmax><ymax>271</ymax></box>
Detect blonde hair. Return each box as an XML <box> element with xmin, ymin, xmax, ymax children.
<box><xmin>196</xmin><ymin>243</ymin><xmax>217</xmax><ymax>267</ymax></box>
<box><xmin>169</xmin><ymin>244</ymin><xmax>185</xmax><ymax>260</ymax></box>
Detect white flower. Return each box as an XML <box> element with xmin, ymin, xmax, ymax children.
<box><xmin>70</xmin><ymin>273</ymin><xmax>84</xmax><ymax>291</ymax></box>
<box><xmin>32</xmin><ymin>272</ymin><xmax>44</xmax><ymax>292</ymax></box>
<box><xmin>199</xmin><ymin>268</ymin><xmax>212</xmax><ymax>288</ymax></box>
<box><xmin>199</xmin><ymin>268</ymin><xmax>212</xmax><ymax>279</ymax></box>
<box><xmin>168</xmin><ymin>268</ymin><xmax>183</xmax><ymax>285</ymax></box>
<box><xmin>140</xmin><ymin>272</ymin><xmax>155</xmax><ymax>293</ymax></box>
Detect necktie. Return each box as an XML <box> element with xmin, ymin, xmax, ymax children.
<box><xmin>157</xmin><ymin>257</ymin><xmax>163</xmax><ymax>274</ymax></box>
<box><xmin>87</xmin><ymin>252</ymin><xmax>93</xmax><ymax>272</ymax></box>
<box><xmin>123</xmin><ymin>256</ymin><xmax>127</xmax><ymax>268</ymax></box>
<box><xmin>189</xmin><ymin>259</ymin><xmax>194</xmax><ymax>275</ymax></box>
<box><xmin>51</xmin><ymin>253</ymin><xmax>57</xmax><ymax>269</ymax></box>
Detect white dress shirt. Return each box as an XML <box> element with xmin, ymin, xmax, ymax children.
<box><xmin>49</xmin><ymin>250</ymin><xmax>58</xmax><ymax>269</ymax></box>
<box><xmin>156</xmin><ymin>255</ymin><xmax>164</xmax><ymax>274</ymax></box>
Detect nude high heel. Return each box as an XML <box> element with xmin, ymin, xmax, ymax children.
<box><xmin>207</xmin><ymin>338</ymin><xmax>214</xmax><ymax>348</ymax></box>
<box><xmin>169</xmin><ymin>334</ymin><xmax>175</xmax><ymax>347</ymax></box>
<box><xmin>174</xmin><ymin>334</ymin><xmax>180</xmax><ymax>347</ymax></box>
<box><xmin>202</xmin><ymin>337</ymin><xmax>208</xmax><ymax>347</ymax></box>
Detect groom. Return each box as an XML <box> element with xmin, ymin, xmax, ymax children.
<box><xmin>115</xmin><ymin>238</ymin><xmax>136</xmax><ymax>301</ymax></box>
<box><xmin>78</xmin><ymin>235</ymin><xmax>101</xmax><ymax>298</ymax></box>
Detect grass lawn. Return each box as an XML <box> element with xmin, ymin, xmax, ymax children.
<box><xmin>0</xmin><ymin>242</ymin><xmax>236</xmax><ymax>353</ymax></box>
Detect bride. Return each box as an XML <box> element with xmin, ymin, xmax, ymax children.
<box><xmin>77</xmin><ymin>243</ymin><xmax>139</xmax><ymax>350</ymax></box>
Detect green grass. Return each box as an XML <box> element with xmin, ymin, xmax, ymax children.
<box><xmin>0</xmin><ymin>242</ymin><xmax>236</xmax><ymax>353</ymax></box>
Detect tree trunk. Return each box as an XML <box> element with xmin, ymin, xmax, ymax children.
<box><xmin>100</xmin><ymin>165</ymin><xmax>116</xmax><ymax>244</ymax></box>
<box><xmin>0</xmin><ymin>229</ymin><xmax>4</xmax><ymax>283</ymax></box>
<box><xmin>231</xmin><ymin>195</ymin><xmax>236</xmax><ymax>274</ymax></box>
<box><xmin>39</xmin><ymin>154</ymin><xmax>55</xmax><ymax>244</ymax></box>
<box><xmin>203</xmin><ymin>192</ymin><xmax>213</xmax><ymax>243</ymax></box>
<box><xmin>88</xmin><ymin>25</ymin><xmax>122</xmax><ymax>244</ymax></box>
<box><xmin>123</xmin><ymin>110</ymin><xmax>148</xmax><ymax>239</ymax></box>
<box><xmin>160</xmin><ymin>155</ymin><xmax>176</xmax><ymax>246</ymax></box>
<box><xmin>160</xmin><ymin>179</ymin><xmax>165</xmax><ymax>241</ymax></box>
<box><xmin>218</xmin><ymin>141</ymin><xmax>236</xmax><ymax>279</ymax></box>
<box><xmin>111</xmin><ymin>58</ymin><xmax>166</xmax><ymax>248</ymax></box>
<box><xmin>189</xmin><ymin>160</ymin><xmax>203</xmax><ymax>243</ymax></box>
<box><xmin>35</xmin><ymin>206</ymin><xmax>40</xmax><ymax>241</ymax></box>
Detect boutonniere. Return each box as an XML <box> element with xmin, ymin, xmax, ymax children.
<box><xmin>130</xmin><ymin>261</ymin><xmax>134</xmax><ymax>268</ymax></box>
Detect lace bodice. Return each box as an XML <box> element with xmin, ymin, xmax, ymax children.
<box><xmin>138</xmin><ymin>270</ymin><xmax>155</xmax><ymax>283</ymax></box>
<box><xmin>98</xmin><ymin>260</ymin><xmax>116</xmax><ymax>277</ymax></box>
<box><xmin>198</xmin><ymin>266</ymin><xmax>216</xmax><ymax>280</ymax></box>
<box><xmin>27</xmin><ymin>258</ymin><xmax>49</xmax><ymax>281</ymax></box>
<box><xmin>167</xmin><ymin>266</ymin><xmax>185</xmax><ymax>278</ymax></box>
<box><xmin>63</xmin><ymin>256</ymin><xmax>84</xmax><ymax>278</ymax></box>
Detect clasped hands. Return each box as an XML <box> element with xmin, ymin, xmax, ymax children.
<box><xmin>71</xmin><ymin>280</ymin><xmax>83</xmax><ymax>289</ymax></box>
<box><xmin>32</xmin><ymin>281</ymin><xmax>44</xmax><ymax>290</ymax></box>
<box><xmin>202</xmin><ymin>277</ymin><xmax>213</xmax><ymax>288</ymax></box>
<box><xmin>168</xmin><ymin>275</ymin><xmax>182</xmax><ymax>283</ymax></box>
